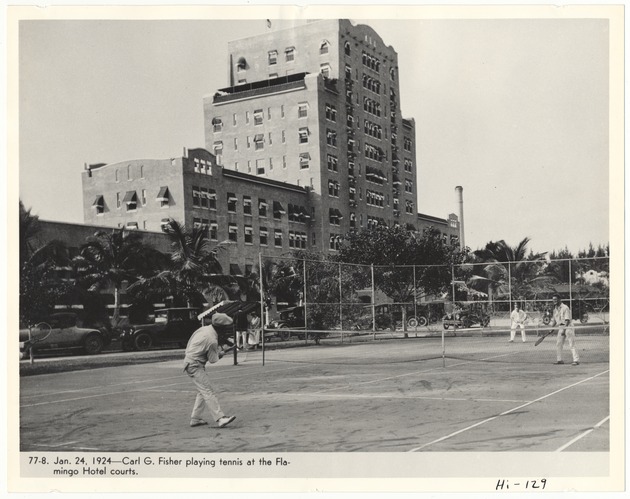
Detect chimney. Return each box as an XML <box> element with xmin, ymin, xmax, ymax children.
<box><xmin>455</xmin><ymin>186</ymin><xmax>465</xmax><ymax>249</ymax></box>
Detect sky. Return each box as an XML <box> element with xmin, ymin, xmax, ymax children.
<box><xmin>16</xmin><ymin>10</ymin><xmax>614</xmax><ymax>255</ymax></box>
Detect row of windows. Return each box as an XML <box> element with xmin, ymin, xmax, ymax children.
<box><xmin>362</xmin><ymin>51</ymin><xmax>381</xmax><ymax>73</ymax></box>
<box><xmin>97</xmin><ymin>188</ymin><xmax>170</xmax><ymax>214</ymax></box>
<box><xmin>366</xmin><ymin>189</ymin><xmax>385</xmax><ymax>207</ymax></box>
<box><xmin>362</xmin><ymin>74</ymin><xmax>381</xmax><ymax>94</ymax></box>
<box><xmin>223</xmin><ymin>223</ymin><xmax>311</xmax><ymax>249</ymax></box>
<box><xmin>364</xmin><ymin>142</ymin><xmax>385</xmax><ymax>162</ymax></box>
<box><xmin>364</xmin><ymin>120</ymin><xmax>383</xmax><ymax>140</ymax></box>
<box><xmin>114</xmin><ymin>164</ymin><xmax>145</xmax><ymax>183</ymax></box>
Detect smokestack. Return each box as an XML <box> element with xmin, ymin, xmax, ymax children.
<box><xmin>455</xmin><ymin>186</ymin><xmax>465</xmax><ymax>249</ymax></box>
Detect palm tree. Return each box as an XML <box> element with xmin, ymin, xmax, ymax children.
<box><xmin>471</xmin><ymin>238</ymin><xmax>548</xmax><ymax>303</ymax></box>
<box><xmin>73</xmin><ymin>228</ymin><xmax>153</xmax><ymax>326</ymax></box>
<box><xmin>128</xmin><ymin>219</ymin><xmax>234</xmax><ymax>308</ymax></box>
<box><xmin>19</xmin><ymin>201</ymin><xmax>71</xmax><ymax>326</ymax></box>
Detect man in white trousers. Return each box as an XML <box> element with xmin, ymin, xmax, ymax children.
<box><xmin>183</xmin><ymin>312</ymin><xmax>236</xmax><ymax>428</ymax></box>
<box><xmin>550</xmin><ymin>294</ymin><xmax>580</xmax><ymax>366</ymax></box>
<box><xmin>509</xmin><ymin>303</ymin><xmax>528</xmax><ymax>342</ymax></box>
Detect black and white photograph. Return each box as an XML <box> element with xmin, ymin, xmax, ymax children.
<box><xmin>7</xmin><ymin>3</ymin><xmax>625</xmax><ymax>495</ymax></box>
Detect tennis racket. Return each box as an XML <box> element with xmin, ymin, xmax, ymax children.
<box><xmin>535</xmin><ymin>328</ymin><xmax>556</xmax><ymax>346</ymax></box>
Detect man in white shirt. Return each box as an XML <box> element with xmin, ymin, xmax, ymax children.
<box><xmin>183</xmin><ymin>312</ymin><xmax>236</xmax><ymax>428</ymax></box>
<box><xmin>509</xmin><ymin>303</ymin><xmax>528</xmax><ymax>342</ymax></box>
<box><xmin>550</xmin><ymin>294</ymin><xmax>580</xmax><ymax>366</ymax></box>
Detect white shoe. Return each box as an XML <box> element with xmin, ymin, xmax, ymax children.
<box><xmin>217</xmin><ymin>415</ymin><xmax>236</xmax><ymax>428</ymax></box>
<box><xmin>190</xmin><ymin>419</ymin><xmax>207</xmax><ymax>427</ymax></box>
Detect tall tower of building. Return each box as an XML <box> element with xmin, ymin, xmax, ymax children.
<box><xmin>204</xmin><ymin>19</ymin><xmax>418</xmax><ymax>253</ymax></box>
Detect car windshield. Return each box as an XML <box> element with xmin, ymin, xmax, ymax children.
<box><xmin>154</xmin><ymin>312</ymin><xmax>168</xmax><ymax>323</ymax></box>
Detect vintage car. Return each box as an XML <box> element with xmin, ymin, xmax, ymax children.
<box><xmin>442</xmin><ymin>305</ymin><xmax>491</xmax><ymax>329</ymax></box>
<box><xmin>119</xmin><ymin>308</ymin><xmax>201</xmax><ymax>351</ymax></box>
<box><xmin>19</xmin><ymin>312</ymin><xmax>111</xmax><ymax>358</ymax></box>
<box><xmin>266</xmin><ymin>306</ymin><xmax>306</xmax><ymax>341</ymax></box>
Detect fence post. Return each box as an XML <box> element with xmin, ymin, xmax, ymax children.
<box><xmin>413</xmin><ymin>265</ymin><xmax>417</xmax><ymax>332</ymax></box>
<box><xmin>371</xmin><ymin>264</ymin><xmax>376</xmax><ymax>340</ymax></box>
<box><xmin>303</xmin><ymin>257</ymin><xmax>308</xmax><ymax>344</ymax></box>
<box><xmin>259</xmin><ymin>252</ymin><xmax>265</xmax><ymax>366</ymax></box>
<box><xmin>569</xmin><ymin>259</ymin><xmax>573</xmax><ymax>313</ymax></box>
<box><xmin>339</xmin><ymin>262</ymin><xmax>343</xmax><ymax>342</ymax></box>
<box><xmin>508</xmin><ymin>261</ymin><xmax>512</xmax><ymax>313</ymax></box>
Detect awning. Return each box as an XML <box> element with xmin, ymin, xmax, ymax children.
<box><xmin>125</xmin><ymin>222</ymin><xmax>138</xmax><ymax>229</ymax></box>
<box><xmin>230</xmin><ymin>264</ymin><xmax>243</xmax><ymax>276</ymax></box>
<box><xmin>228</xmin><ymin>225</ymin><xmax>238</xmax><ymax>233</ymax></box>
<box><xmin>123</xmin><ymin>191</ymin><xmax>137</xmax><ymax>204</ymax></box>
<box><xmin>259</xmin><ymin>200</ymin><xmax>268</xmax><ymax>208</ymax></box>
<box><xmin>228</xmin><ymin>194</ymin><xmax>238</xmax><ymax>202</ymax></box>
<box><xmin>161</xmin><ymin>218</ymin><xmax>171</xmax><ymax>225</ymax></box>
<box><xmin>211</xmin><ymin>117</ymin><xmax>222</xmax><ymax>125</ymax></box>
<box><xmin>254</xmin><ymin>134</ymin><xmax>264</xmax><ymax>142</ymax></box>
<box><xmin>92</xmin><ymin>195</ymin><xmax>104</xmax><ymax>209</ymax></box>
<box><xmin>329</xmin><ymin>208</ymin><xmax>344</xmax><ymax>220</ymax></box>
<box><xmin>273</xmin><ymin>201</ymin><xmax>286</xmax><ymax>215</ymax></box>
<box><xmin>156</xmin><ymin>186</ymin><xmax>169</xmax><ymax>202</ymax></box>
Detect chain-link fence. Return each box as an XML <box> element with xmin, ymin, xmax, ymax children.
<box><xmin>256</xmin><ymin>254</ymin><xmax>609</xmax><ymax>344</ymax></box>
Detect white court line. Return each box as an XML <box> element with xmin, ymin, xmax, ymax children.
<box><xmin>270</xmin><ymin>392</ymin><xmax>528</xmax><ymax>403</ymax></box>
<box><xmin>555</xmin><ymin>415</ymin><xmax>610</xmax><ymax>452</ymax></box>
<box><xmin>20</xmin><ymin>364</ymin><xmax>268</xmax><ymax>401</ymax></box>
<box><xmin>408</xmin><ymin>370</ymin><xmax>609</xmax><ymax>452</ymax></box>
<box><xmin>19</xmin><ymin>365</ymin><xmax>303</xmax><ymax>408</ymax></box>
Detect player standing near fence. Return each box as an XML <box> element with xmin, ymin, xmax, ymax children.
<box><xmin>183</xmin><ymin>313</ymin><xmax>237</xmax><ymax>428</ymax></box>
<box><xmin>550</xmin><ymin>294</ymin><xmax>580</xmax><ymax>366</ymax></box>
<box><xmin>509</xmin><ymin>303</ymin><xmax>528</xmax><ymax>342</ymax></box>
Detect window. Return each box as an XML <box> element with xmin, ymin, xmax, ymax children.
<box><xmin>254</xmin><ymin>109</ymin><xmax>263</xmax><ymax>126</ymax></box>
<box><xmin>268</xmin><ymin>50</ymin><xmax>277</xmax><ymax>65</ymax></box>
<box><xmin>298</xmin><ymin>127</ymin><xmax>309</xmax><ymax>144</ymax></box>
<box><xmin>141</xmin><ymin>189</ymin><xmax>147</xmax><ymax>206</ymax></box>
<box><xmin>212</xmin><ymin>117</ymin><xmax>223</xmax><ymax>133</ymax></box>
<box><xmin>299</xmin><ymin>153</ymin><xmax>310</xmax><ymax>169</ymax></box>
<box><xmin>281</xmin><ymin>130</ymin><xmax>286</xmax><ymax>143</ymax></box>
<box><xmin>285</xmin><ymin>47</ymin><xmax>295</xmax><ymax>62</ymax></box>
<box><xmin>127</xmin><ymin>164</ymin><xmax>132</xmax><ymax>181</ymax></box>
<box><xmin>268</xmin><ymin>132</ymin><xmax>272</xmax><ymax>145</ymax></box>
<box><xmin>326</xmin><ymin>129</ymin><xmax>337</xmax><ymax>147</ymax></box>
<box><xmin>243</xmin><ymin>196</ymin><xmax>252</xmax><ymax>215</ymax></box>
<box><xmin>328</xmin><ymin>180</ymin><xmax>340</xmax><ymax>197</ymax></box>
<box><xmin>320</xmin><ymin>40</ymin><xmax>330</xmax><ymax>55</ymax></box>
<box><xmin>325</xmin><ymin>104</ymin><xmax>337</xmax><ymax>122</ymax></box>
<box><xmin>405</xmin><ymin>179</ymin><xmax>413</xmax><ymax>194</ymax></box>
<box><xmin>92</xmin><ymin>195</ymin><xmax>104</xmax><ymax>215</ymax></box>
<box><xmin>156</xmin><ymin>186</ymin><xmax>169</xmax><ymax>207</ymax></box>
<box><xmin>282</xmin><ymin>155</ymin><xmax>287</xmax><ymax>168</ymax></box>
<box><xmin>320</xmin><ymin>64</ymin><xmax>331</xmax><ymax>78</ymax></box>
<box><xmin>209</xmin><ymin>221</ymin><xmax>218</xmax><ymax>241</ymax></box>
<box><xmin>344</xmin><ymin>41</ymin><xmax>351</xmax><ymax>56</ymax></box>
<box><xmin>259</xmin><ymin>199</ymin><xmax>268</xmax><ymax>217</ymax></box>
<box><xmin>281</xmin><ymin>105</ymin><xmax>285</xmax><ymax>118</ymax></box>
<box><xmin>273</xmin><ymin>201</ymin><xmax>286</xmax><ymax>220</ymax></box>
<box><xmin>115</xmin><ymin>169</ymin><xmax>119</xmax><ymax>183</ymax></box>
<box><xmin>245</xmin><ymin>111</ymin><xmax>250</xmax><ymax>124</ymax></box>
<box><xmin>260</xmin><ymin>227</ymin><xmax>268</xmax><ymax>246</ymax></box>
<box><xmin>254</xmin><ymin>134</ymin><xmax>264</xmax><ymax>151</ymax></box>
<box><xmin>329</xmin><ymin>234</ymin><xmax>341</xmax><ymax>251</ymax></box>
<box><xmin>298</xmin><ymin>103</ymin><xmax>308</xmax><ymax>118</ymax></box>
<box><xmin>227</xmin><ymin>193</ymin><xmax>237</xmax><ymax>213</ymax></box>
<box><xmin>213</xmin><ymin>141</ymin><xmax>223</xmax><ymax>156</ymax></box>
<box><xmin>233</xmin><ymin>137</ymin><xmax>238</xmax><ymax>150</ymax></box>
<box><xmin>192</xmin><ymin>186</ymin><xmax>200</xmax><ymax>207</ymax></box>
<box><xmin>233</xmin><ymin>113</ymin><xmax>237</xmax><ymax>126</ymax></box>
<box><xmin>329</xmin><ymin>208</ymin><xmax>343</xmax><ymax>226</ymax></box>
<box><xmin>256</xmin><ymin>158</ymin><xmax>265</xmax><ymax>175</ymax></box>
<box><xmin>228</xmin><ymin>224</ymin><xmax>238</xmax><ymax>242</ymax></box>
<box><xmin>208</xmin><ymin>189</ymin><xmax>217</xmax><ymax>210</ymax></box>
<box><xmin>236</xmin><ymin>57</ymin><xmax>246</xmax><ymax>71</ymax></box>
<box><xmin>404</xmin><ymin>137</ymin><xmax>412</xmax><ymax>152</ymax></box>
<box><xmin>274</xmin><ymin>229</ymin><xmax>283</xmax><ymax>247</ymax></box>
<box><xmin>350</xmin><ymin>212</ymin><xmax>356</xmax><ymax>228</ymax></box>
<box><xmin>327</xmin><ymin>154</ymin><xmax>338</xmax><ymax>172</ymax></box>
<box><xmin>244</xmin><ymin>225</ymin><xmax>253</xmax><ymax>245</ymax></box>
<box><xmin>140</xmin><ymin>165</ymin><xmax>144</xmax><ymax>179</ymax></box>
<box><xmin>123</xmin><ymin>191</ymin><xmax>137</xmax><ymax>211</ymax></box>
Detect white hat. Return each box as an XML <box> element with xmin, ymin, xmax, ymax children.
<box><xmin>212</xmin><ymin>313</ymin><xmax>233</xmax><ymax>327</ymax></box>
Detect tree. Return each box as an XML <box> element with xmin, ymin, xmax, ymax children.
<box><xmin>19</xmin><ymin>201</ymin><xmax>72</xmax><ymax>327</ymax></box>
<box><xmin>337</xmin><ymin>225</ymin><xmax>461</xmax><ymax>332</ymax></box>
<box><xmin>128</xmin><ymin>219</ymin><xmax>234</xmax><ymax>308</ymax></box>
<box><xmin>470</xmin><ymin>237</ymin><xmax>549</xmax><ymax>305</ymax></box>
<box><xmin>73</xmin><ymin>227</ymin><xmax>157</xmax><ymax>325</ymax></box>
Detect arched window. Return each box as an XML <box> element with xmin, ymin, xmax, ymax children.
<box><xmin>344</xmin><ymin>41</ymin><xmax>351</xmax><ymax>55</ymax></box>
<box><xmin>236</xmin><ymin>57</ymin><xmax>246</xmax><ymax>71</ymax></box>
<box><xmin>320</xmin><ymin>40</ymin><xmax>330</xmax><ymax>55</ymax></box>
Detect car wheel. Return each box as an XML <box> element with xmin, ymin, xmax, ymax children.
<box><xmin>542</xmin><ymin>316</ymin><xmax>551</xmax><ymax>325</ymax></box>
<box><xmin>443</xmin><ymin>323</ymin><xmax>450</xmax><ymax>330</ymax></box>
<box><xmin>581</xmin><ymin>313</ymin><xmax>589</xmax><ymax>323</ymax></box>
<box><xmin>84</xmin><ymin>333</ymin><xmax>104</xmax><ymax>355</ymax></box>
<box><xmin>418</xmin><ymin>316</ymin><xmax>428</xmax><ymax>327</ymax></box>
<box><xmin>279</xmin><ymin>328</ymin><xmax>291</xmax><ymax>342</ymax></box>
<box><xmin>134</xmin><ymin>332</ymin><xmax>153</xmax><ymax>351</ymax></box>
<box><xmin>407</xmin><ymin>317</ymin><xmax>419</xmax><ymax>328</ymax></box>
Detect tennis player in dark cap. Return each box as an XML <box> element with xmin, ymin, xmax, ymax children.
<box><xmin>183</xmin><ymin>312</ymin><xmax>236</xmax><ymax>428</ymax></box>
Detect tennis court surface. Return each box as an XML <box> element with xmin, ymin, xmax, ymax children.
<box><xmin>20</xmin><ymin>326</ymin><xmax>609</xmax><ymax>453</ymax></box>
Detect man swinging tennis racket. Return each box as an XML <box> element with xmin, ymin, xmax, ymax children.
<box><xmin>183</xmin><ymin>312</ymin><xmax>237</xmax><ymax>428</ymax></box>
<box><xmin>536</xmin><ymin>294</ymin><xmax>579</xmax><ymax>366</ymax></box>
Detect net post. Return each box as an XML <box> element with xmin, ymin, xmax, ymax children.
<box><xmin>233</xmin><ymin>313</ymin><xmax>238</xmax><ymax>366</ymax></box>
<box><xmin>339</xmin><ymin>262</ymin><xmax>343</xmax><ymax>343</ymax></box>
<box><xmin>442</xmin><ymin>325</ymin><xmax>445</xmax><ymax>368</ymax></box>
